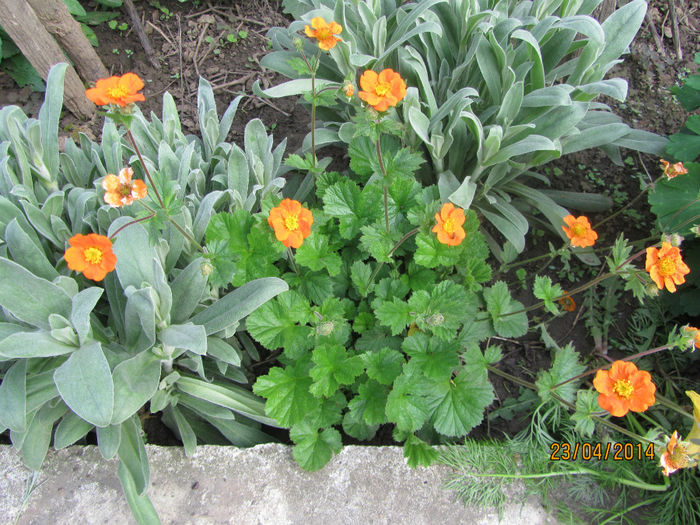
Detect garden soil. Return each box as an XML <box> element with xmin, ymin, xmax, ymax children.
<box><xmin>0</xmin><ymin>0</ymin><xmax>699</xmax><ymax>447</ymax></box>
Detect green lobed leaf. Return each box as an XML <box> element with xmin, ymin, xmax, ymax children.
<box><xmin>309</xmin><ymin>345</ymin><xmax>364</xmax><ymax>398</ymax></box>
<box><xmin>402</xmin><ymin>334</ymin><xmax>460</xmax><ymax>382</ymax></box>
<box><xmin>295</xmin><ymin>233</ymin><xmax>342</xmax><ymax>276</ymax></box>
<box><xmin>571</xmin><ymin>390</ymin><xmax>598</xmax><ymax>438</ymax></box>
<box><xmin>426</xmin><ymin>368</ymin><xmax>494</xmax><ymax>437</ymax></box>
<box><xmin>290</xmin><ymin>421</ymin><xmax>342</xmax><ymax>471</ymax></box>
<box><xmin>245</xmin><ymin>290</ymin><xmax>313</xmax><ymax>358</ymax></box>
<box><xmin>533</xmin><ymin>275</ymin><xmax>565</xmax><ymax>315</ymax></box>
<box><xmin>483</xmin><ymin>281</ymin><xmax>528</xmax><ymax>338</ymax></box>
<box><xmin>648</xmin><ymin>162</ymin><xmax>700</xmax><ymax>236</ymax></box>
<box><xmin>385</xmin><ymin>370</ymin><xmax>431</xmax><ymax>432</ymax></box>
<box><xmin>403</xmin><ymin>434</ymin><xmax>439</xmax><ymax>468</ymax></box>
<box><xmin>252</xmin><ymin>362</ymin><xmax>316</xmax><ymax>427</ymax></box>
<box><xmin>350</xmin><ymin>379</ymin><xmax>389</xmax><ymax>426</ymax></box>
<box><xmin>362</xmin><ymin>347</ymin><xmax>403</xmax><ymax>385</ymax></box>
<box><xmin>535</xmin><ymin>344</ymin><xmax>586</xmax><ymax>404</ymax></box>
<box><xmin>375</xmin><ymin>298</ymin><xmax>413</xmax><ymax>335</ymax></box>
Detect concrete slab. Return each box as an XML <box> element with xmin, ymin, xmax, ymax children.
<box><xmin>0</xmin><ymin>444</ymin><xmax>559</xmax><ymax>524</ymax></box>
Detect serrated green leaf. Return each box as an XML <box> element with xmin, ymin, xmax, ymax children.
<box><xmin>375</xmin><ymin>298</ymin><xmax>413</xmax><ymax>335</ymax></box>
<box><xmin>533</xmin><ymin>275</ymin><xmax>564</xmax><ymax>315</ymax></box>
<box><xmin>342</xmin><ymin>405</ymin><xmax>379</xmax><ymax>441</ymax></box>
<box><xmin>349</xmin><ymin>379</ymin><xmax>389</xmax><ymax>425</ymax></box>
<box><xmin>245</xmin><ymin>290</ymin><xmax>313</xmax><ymax>358</ymax></box>
<box><xmin>290</xmin><ymin>422</ymin><xmax>342</xmax><ymax>471</ymax></box>
<box><xmin>295</xmin><ymin>233</ymin><xmax>342</xmax><ymax>276</ymax></box>
<box><xmin>253</xmin><ymin>363</ymin><xmax>315</xmax><ymax>427</ymax></box>
<box><xmin>350</xmin><ymin>260</ymin><xmax>373</xmax><ymax>296</ymax></box>
<box><xmin>426</xmin><ymin>369</ymin><xmax>494</xmax><ymax>437</ymax></box>
<box><xmin>309</xmin><ymin>345</ymin><xmax>364</xmax><ymax>398</ymax></box>
<box><xmin>402</xmin><ymin>334</ymin><xmax>460</xmax><ymax>381</ymax></box>
<box><xmin>363</xmin><ymin>348</ymin><xmax>404</xmax><ymax>385</ymax></box>
<box><xmin>535</xmin><ymin>344</ymin><xmax>586</xmax><ymax>404</ymax></box>
<box><xmin>571</xmin><ymin>390</ymin><xmax>598</xmax><ymax>438</ymax></box>
<box><xmin>359</xmin><ymin>222</ymin><xmax>398</xmax><ymax>263</ymax></box>
<box><xmin>403</xmin><ymin>434</ymin><xmax>439</xmax><ymax>468</ymax></box>
<box><xmin>414</xmin><ymin>231</ymin><xmax>464</xmax><ymax>268</ymax></box>
<box><xmin>385</xmin><ymin>370</ymin><xmax>431</xmax><ymax>432</ymax></box>
<box><xmin>323</xmin><ymin>179</ymin><xmax>363</xmax><ymax>239</ymax></box>
<box><xmin>484</xmin><ymin>281</ymin><xmax>528</xmax><ymax>338</ymax></box>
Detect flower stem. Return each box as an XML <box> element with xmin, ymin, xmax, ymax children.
<box><xmin>364</xmin><ymin>227</ymin><xmax>419</xmax><ymax>295</ymax></box>
<box><xmin>656</xmin><ymin>393</ymin><xmax>694</xmax><ymax>421</ymax></box>
<box><xmin>108</xmin><ymin>213</ymin><xmax>155</xmax><ymax>240</ymax></box>
<box><xmin>287</xmin><ymin>247</ymin><xmax>300</xmax><ymax>275</ymax></box>
<box><xmin>375</xmin><ymin>136</ymin><xmax>390</xmax><ymax>233</ymax></box>
<box><xmin>550</xmin><ymin>343</ymin><xmax>674</xmax><ymax>391</ymax></box>
<box><xmin>593</xmin><ymin>180</ymin><xmax>655</xmax><ymax>231</ymax></box>
<box><xmin>138</xmin><ymin>201</ymin><xmax>204</xmax><ymax>252</ymax></box>
<box><xmin>126</xmin><ymin>128</ymin><xmax>165</xmax><ymax>209</ymax></box>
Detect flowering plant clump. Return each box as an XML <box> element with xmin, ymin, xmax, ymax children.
<box><xmin>659</xmin><ymin>159</ymin><xmax>688</xmax><ymax>179</ymax></box>
<box><xmin>64</xmin><ymin>233</ymin><xmax>117</xmax><ymax>281</ymax></box>
<box><xmin>645</xmin><ymin>242</ymin><xmax>691</xmax><ymax>293</ymax></box>
<box><xmin>432</xmin><ymin>203</ymin><xmax>466</xmax><ymax>246</ymax></box>
<box><xmin>358</xmin><ymin>69</ymin><xmax>407</xmax><ymax>112</ymax></box>
<box><xmin>102</xmin><ymin>167</ymin><xmax>148</xmax><ymax>207</ymax></box>
<box><xmin>268</xmin><ymin>198</ymin><xmax>313</xmax><ymax>248</ymax></box>
<box><xmin>593</xmin><ymin>360</ymin><xmax>656</xmax><ymax>417</ymax></box>
<box><xmin>562</xmin><ymin>215</ymin><xmax>598</xmax><ymax>248</ymax></box>
<box><xmin>85</xmin><ymin>72</ymin><xmax>146</xmax><ymax>107</ymax></box>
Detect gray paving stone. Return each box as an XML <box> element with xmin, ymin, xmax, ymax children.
<box><xmin>0</xmin><ymin>444</ymin><xmax>560</xmax><ymax>524</ymax></box>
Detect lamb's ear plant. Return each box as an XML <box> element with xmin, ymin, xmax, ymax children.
<box><xmin>258</xmin><ymin>0</ymin><xmax>666</xmax><ymax>258</ymax></box>
<box><xmin>0</xmin><ymin>64</ymin><xmax>290</xmax><ymax>524</ymax></box>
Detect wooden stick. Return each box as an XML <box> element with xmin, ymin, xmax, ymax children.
<box><xmin>644</xmin><ymin>9</ymin><xmax>667</xmax><ymax>58</ymax></box>
<box><xmin>0</xmin><ymin>0</ymin><xmax>93</xmax><ymax>119</ymax></box>
<box><xmin>26</xmin><ymin>0</ymin><xmax>108</xmax><ymax>82</ymax></box>
<box><xmin>123</xmin><ymin>0</ymin><xmax>160</xmax><ymax>69</ymax></box>
<box><xmin>669</xmin><ymin>0</ymin><xmax>683</xmax><ymax>60</ymax></box>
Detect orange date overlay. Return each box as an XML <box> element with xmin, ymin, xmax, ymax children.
<box><xmin>550</xmin><ymin>442</ymin><xmax>654</xmax><ymax>461</ymax></box>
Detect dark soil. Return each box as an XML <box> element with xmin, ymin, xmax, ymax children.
<box><xmin>0</xmin><ymin>0</ymin><xmax>698</xmax><ymax>449</ymax></box>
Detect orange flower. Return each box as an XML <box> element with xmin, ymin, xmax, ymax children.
<box><xmin>660</xmin><ymin>431</ymin><xmax>693</xmax><ymax>476</ymax></box>
<box><xmin>593</xmin><ymin>360</ymin><xmax>656</xmax><ymax>417</ymax></box>
<box><xmin>432</xmin><ymin>203</ymin><xmax>466</xmax><ymax>246</ymax></box>
<box><xmin>358</xmin><ymin>69</ymin><xmax>407</xmax><ymax>112</ymax></box>
<box><xmin>562</xmin><ymin>215</ymin><xmax>598</xmax><ymax>248</ymax></box>
<box><xmin>344</xmin><ymin>83</ymin><xmax>354</xmax><ymax>98</ymax></box>
<box><xmin>268</xmin><ymin>198</ymin><xmax>313</xmax><ymax>248</ymax></box>
<box><xmin>64</xmin><ymin>233</ymin><xmax>117</xmax><ymax>281</ymax></box>
<box><xmin>660</xmin><ymin>159</ymin><xmax>688</xmax><ymax>180</ymax></box>
<box><xmin>558</xmin><ymin>291</ymin><xmax>576</xmax><ymax>312</ymax></box>
<box><xmin>645</xmin><ymin>242</ymin><xmax>690</xmax><ymax>293</ymax></box>
<box><xmin>86</xmin><ymin>73</ymin><xmax>145</xmax><ymax>107</ymax></box>
<box><xmin>683</xmin><ymin>326</ymin><xmax>700</xmax><ymax>349</ymax></box>
<box><xmin>102</xmin><ymin>167</ymin><xmax>147</xmax><ymax>207</ymax></box>
<box><xmin>304</xmin><ymin>17</ymin><xmax>342</xmax><ymax>51</ymax></box>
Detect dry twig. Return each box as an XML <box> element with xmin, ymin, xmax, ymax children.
<box><xmin>669</xmin><ymin>0</ymin><xmax>683</xmax><ymax>60</ymax></box>
<box><xmin>123</xmin><ymin>0</ymin><xmax>160</xmax><ymax>68</ymax></box>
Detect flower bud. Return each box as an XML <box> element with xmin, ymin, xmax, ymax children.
<box><xmin>316</xmin><ymin>321</ymin><xmax>334</xmax><ymax>336</ymax></box>
<box><xmin>426</xmin><ymin>313</ymin><xmax>445</xmax><ymax>326</ymax></box>
<box><xmin>671</xmin><ymin>233</ymin><xmax>683</xmax><ymax>247</ymax></box>
<box><xmin>200</xmin><ymin>261</ymin><xmax>214</xmax><ymax>277</ymax></box>
<box><xmin>293</xmin><ymin>38</ymin><xmax>304</xmax><ymax>51</ymax></box>
<box><xmin>690</xmin><ymin>224</ymin><xmax>700</xmax><ymax>238</ymax></box>
<box><xmin>645</xmin><ymin>284</ymin><xmax>660</xmax><ymax>297</ymax></box>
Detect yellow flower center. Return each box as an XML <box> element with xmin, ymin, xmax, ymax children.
<box><xmin>571</xmin><ymin>224</ymin><xmax>586</xmax><ymax>237</ymax></box>
<box><xmin>106</xmin><ymin>84</ymin><xmax>129</xmax><ymax>101</ymax></box>
<box><xmin>375</xmin><ymin>81</ymin><xmax>391</xmax><ymax>97</ymax></box>
<box><xmin>443</xmin><ymin>218</ymin><xmax>455</xmax><ymax>234</ymax></box>
<box><xmin>316</xmin><ymin>27</ymin><xmax>332</xmax><ymax>40</ymax></box>
<box><xmin>658</xmin><ymin>256</ymin><xmax>677</xmax><ymax>276</ymax></box>
<box><xmin>84</xmin><ymin>247</ymin><xmax>103</xmax><ymax>264</ymax></box>
<box><xmin>612</xmin><ymin>378</ymin><xmax>634</xmax><ymax>399</ymax></box>
<box><xmin>285</xmin><ymin>214</ymin><xmax>300</xmax><ymax>231</ymax></box>
<box><xmin>119</xmin><ymin>184</ymin><xmax>132</xmax><ymax>196</ymax></box>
